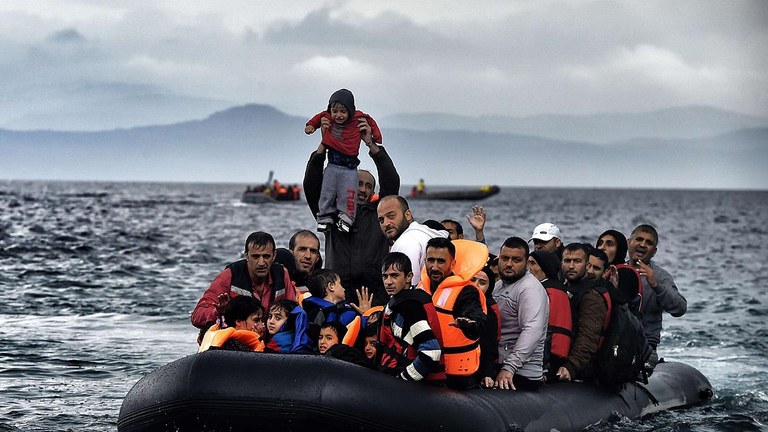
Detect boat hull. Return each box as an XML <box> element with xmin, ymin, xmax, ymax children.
<box><xmin>118</xmin><ymin>351</ymin><xmax>712</xmax><ymax>432</ymax></box>
<box><xmin>410</xmin><ymin>185</ymin><xmax>500</xmax><ymax>201</ymax></box>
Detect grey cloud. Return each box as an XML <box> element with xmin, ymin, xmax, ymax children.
<box><xmin>263</xmin><ymin>7</ymin><xmax>461</xmax><ymax>53</ymax></box>
<box><xmin>47</xmin><ymin>28</ymin><xmax>85</xmax><ymax>44</ymax></box>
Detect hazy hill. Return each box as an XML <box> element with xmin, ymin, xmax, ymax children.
<box><xmin>382</xmin><ymin>106</ymin><xmax>768</xmax><ymax>144</ymax></box>
<box><xmin>1</xmin><ymin>104</ymin><xmax>766</xmax><ymax>189</ymax></box>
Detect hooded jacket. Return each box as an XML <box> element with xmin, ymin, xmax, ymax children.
<box><xmin>598</xmin><ymin>229</ymin><xmax>628</xmax><ymax>266</ymax></box>
<box><xmin>391</xmin><ymin>221</ymin><xmax>450</xmax><ymax>287</ymax></box>
<box><xmin>306</xmin><ymin>89</ymin><xmax>382</xmax><ymax>157</ymax></box>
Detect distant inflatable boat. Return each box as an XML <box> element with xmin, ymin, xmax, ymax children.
<box><xmin>117</xmin><ymin>351</ymin><xmax>712</xmax><ymax>432</ymax></box>
<box><xmin>410</xmin><ymin>185</ymin><xmax>500</xmax><ymax>201</ymax></box>
<box><xmin>241</xmin><ymin>189</ymin><xmax>301</xmax><ymax>204</ymax></box>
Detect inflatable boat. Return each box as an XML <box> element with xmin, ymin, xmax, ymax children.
<box><xmin>410</xmin><ymin>185</ymin><xmax>501</xmax><ymax>201</ymax></box>
<box><xmin>117</xmin><ymin>350</ymin><xmax>712</xmax><ymax>432</ymax></box>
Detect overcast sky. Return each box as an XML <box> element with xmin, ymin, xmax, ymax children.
<box><xmin>1</xmin><ymin>0</ymin><xmax>766</xmax><ymax>131</ymax></box>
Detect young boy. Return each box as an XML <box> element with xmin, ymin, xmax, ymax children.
<box><xmin>305</xmin><ymin>89</ymin><xmax>382</xmax><ymax>232</ymax></box>
<box><xmin>198</xmin><ymin>296</ymin><xmax>264</xmax><ymax>352</ymax></box>
<box><xmin>318</xmin><ymin>321</ymin><xmax>347</xmax><ymax>354</ymax></box>
<box><xmin>263</xmin><ymin>299</ymin><xmax>312</xmax><ymax>354</ymax></box>
<box><xmin>377</xmin><ymin>252</ymin><xmax>444</xmax><ymax>383</ymax></box>
<box><xmin>302</xmin><ymin>269</ymin><xmax>369</xmax><ymax>346</ymax></box>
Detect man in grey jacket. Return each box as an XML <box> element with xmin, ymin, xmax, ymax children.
<box><xmin>492</xmin><ymin>236</ymin><xmax>549</xmax><ymax>391</ymax></box>
<box><xmin>628</xmin><ymin>224</ymin><xmax>687</xmax><ymax>368</ymax></box>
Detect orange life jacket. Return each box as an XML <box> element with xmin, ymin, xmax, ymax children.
<box><xmin>342</xmin><ymin>306</ymin><xmax>383</xmax><ymax>346</ymax></box>
<box><xmin>198</xmin><ymin>325</ymin><xmax>264</xmax><ymax>353</ymax></box>
<box><xmin>420</xmin><ymin>239</ymin><xmax>489</xmax><ymax>376</ymax></box>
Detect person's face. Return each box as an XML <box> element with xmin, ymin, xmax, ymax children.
<box><xmin>292</xmin><ymin>235</ymin><xmax>320</xmax><ymax>274</ymax></box>
<box><xmin>562</xmin><ymin>249</ymin><xmax>588</xmax><ymax>283</ymax></box>
<box><xmin>533</xmin><ymin>237</ymin><xmax>561</xmax><ymax>253</ymax></box>
<box><xmin>235</xmin><ymin>311</ymin><xmax>262</xmax><ymax>332</ymax></box>
<box><xmin>357</xmin><ymin>171</ymin><xmax>375</xmax><ymax>204</ymax></box>
<box><xmin>585</xmin><ymin>255</ymin><xmax>606</xmax><ymax>280</ymax></box>
<box><xmin>498</xmin><ymin>246</ymin><xmax>527</xmax><ymax>282</ymax></box>
<box><xmin>266</xmin><ymin>307</ymin><xmax>288</xmax><ymax>335</ymax></box>
<box><xmin>470</xmin><ymin>271</ymin><xmax>490</xmax><ymax>293</ymax></box>
<box><xmin>364</xmin><ymin>336</ymin><xmax>377</xmax><ymax>360</ymax></box>
<box><xmin>490</xmin><ymin>262</ymin><xmax>499</xmax><ymax>281</ymax></box>
<box><xmin>527</xmin><ymin>256</ymin><xmax>546</xmax><ymax>281</ymax></box>
<box><xmin>442</xmin><ymin>221</ymin><xmax>462</xmax><ymax>240</ymax></box>
<box><xmin>245</xmin><ymin>243</ymin><xmax>276</xmax><ymax>280</ymax></box>
<box><xmin>425</xmin><ymin>247</ymin><xmax>455</xmax><ymax>286</ymax></box>
<box><xmin>377</xmin><ymin>199</ymin><xmax>412</xmax><ymax>241</ymax></box>
<box><xmin>330</xmin><ymin>104</ymin><xmax>349</xmax><ymax>124</ymax></box>
<box><xmin>253</xmin><ymin>310</ymin><xmax>266</xmax><ymax>336</ymax></box>
<box><xmin>328</xmin><ymin>276</ymin><xmax>346</xmax><ymax>302</ymax></box>
<box><xmin>596</xmin><ymin>234</ymin><xmax>618</xmax><ymax>264</ymax></box>
<box><xmin>382</xmin><ymin>264</ymin><xmax>412</xmax><ymax>296</ymax></box>
<box><xmin>628</xmin><ymin>231</ymin><xmax>658</xmax><ymax>264</ymax></box>
<box><xmin>318</xmin><ymin>327</ymin><xmax>339</xmax><ymax>354</ymax></box>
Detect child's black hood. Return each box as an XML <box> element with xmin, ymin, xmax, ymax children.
<box><xmin>327</xmin><ymin>89</ymin><xmax>356</xmax><ymax>116</ymax></box>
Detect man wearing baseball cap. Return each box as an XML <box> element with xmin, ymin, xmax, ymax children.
<box><xmin>530</xmin><ymin>222</ymin><xmax>564</xmax><ymax>261</ymax></box>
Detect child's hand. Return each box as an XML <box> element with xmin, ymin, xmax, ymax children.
<box><xmin>215</xmin><ymin>293</ymin><xmax>230</xmax><ymax>315</ymax></box>
<box><xmin>304</xmin><ymin>125</ymin><xmax>315</xmax><ymax>134</ymax></box>
<box><xmin>350</xmin><ymin>286</ymin><xmax>373</xmax><ymax>315</ymax></box>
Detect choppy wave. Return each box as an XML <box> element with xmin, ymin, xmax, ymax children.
<box><xmin>1</xmin><ymin>180</ymin><xmax>767</xmax><ymax>431</ymax></box>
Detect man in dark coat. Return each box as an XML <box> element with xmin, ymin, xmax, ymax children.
<box><xmin>304</xmin><ymin>117</ymin><xmax>400</xmax><ymax>306</ymax></box>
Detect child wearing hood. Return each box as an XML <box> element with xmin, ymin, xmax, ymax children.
<box><xmin>263</xmin><ymin>299</ymin><xmax>313</xmax><ymax>354</ymax></box>
<box><xmin>305</xmin><ymin>89</ymin><xmax>383</xmax><ymax>233</ymax></box>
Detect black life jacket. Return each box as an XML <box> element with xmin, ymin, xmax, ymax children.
<box><xmin>225</xmin><ymin>259</ymin><xmax>286</xmax><ymax>303</ymax></box>
<box><xmin>594</xmin><ymin>265</ymin><xmax>652</xmax><ymax>392</ymax></box>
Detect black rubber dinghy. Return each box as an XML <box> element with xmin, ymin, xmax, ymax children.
<box><xmin>118</xmin><ymin>350</ymin><xmax>713</xmax><ymax>432</ymax></box>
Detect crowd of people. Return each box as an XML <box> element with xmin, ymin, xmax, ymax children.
<box><xmin>191</xmin><ymin>89</ymin><xmax>687</xmax><ymax>392</ymax></box>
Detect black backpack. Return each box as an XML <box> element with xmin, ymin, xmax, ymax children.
<box><xmin>594</xmin><ymin>301</ymin><xmax>652</xmax><ymax>391</ymax></box>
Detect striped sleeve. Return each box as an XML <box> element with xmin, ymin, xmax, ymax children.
<box><xmin>396</xmin><ymin>301</ymin><xmax>442</xmax><ymax>381</ymax></box>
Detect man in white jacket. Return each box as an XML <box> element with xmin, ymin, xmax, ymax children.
<box><xmin>377</xmin><ymin>195</ymin><xmax>448</xmax><ymax>287</ymax></box>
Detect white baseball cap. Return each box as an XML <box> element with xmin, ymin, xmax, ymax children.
<box><xmin>530</xmin><ymin>223</ymin><xmax>561</xmax><ymax>242</ymax></box>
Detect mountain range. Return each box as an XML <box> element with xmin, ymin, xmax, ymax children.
<box><xmin>1</xmin><ymin>104</ymin><xmax>766</xmax><ymax>189</ymax></box>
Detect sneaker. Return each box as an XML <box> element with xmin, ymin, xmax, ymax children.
<box><xmin>335</xmin><ymin>218</ymin><xmax>351</xmax><ymax>233</ymax></box>
<box><xmin>316</xmin><ymin>218</ymin><xmax>333</xmax><ymax>232</ymax></box>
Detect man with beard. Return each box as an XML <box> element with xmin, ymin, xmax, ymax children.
<box><xmin>492</xmin><ymin>236</ymin><xmax>549</xmax><ymax>391</ymax></box>
<box><xmin>376</xmin><ymin>195</ymin><xmax>448</xmax><ymax>287</ymax></box>
<box><xmin>303</xmin><ymin>118</ymin><xmax>400</xmax><ymax>306</ymax></box>
<box><xmin>628</xmin><ymin>224</ymin><xmax>687</xmax><ymax>368</ymax></box>
<box><xmin>556</xmin><ymin>243</ymin><xmax>608</xmax><ymax>382</ymax></box>
<box><xmin>420</xmin><ymin>237</ymin><xmax>487</xmax><ymax>390</ymax></box>
<box><xmin>287</xmin><ymin>230</ymin><xmax>322</xmax><ymax>292</ymax></box>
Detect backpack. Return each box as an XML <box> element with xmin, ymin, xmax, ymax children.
<box><xmin>594</xmin><ymin>266</ymin><xmax>652</xmax><ymax>392</ymax></box>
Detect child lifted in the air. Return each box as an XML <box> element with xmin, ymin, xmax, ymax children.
<box><xmin>305</xmin><ymin>89</ymin><xmax>382</xmax><ymax>233</ymax></box>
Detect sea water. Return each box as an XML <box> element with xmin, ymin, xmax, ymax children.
<box><xmin>0</xmin><ymin>181</ymin><xmax>766</xmax><ymax>431</ymax></box>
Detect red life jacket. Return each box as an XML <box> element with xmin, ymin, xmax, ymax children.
<box><xmin>546</xmin><ymin>285</ymin><xmax>572</xmax><ymax>361</ymax></box>
<box><xmin>490</xmin><ymin>302</ymin><xmax>501</xmax><ymax>345</ymax></box>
